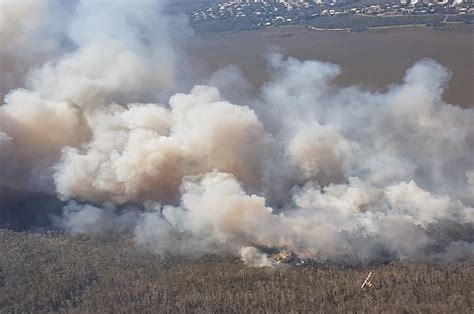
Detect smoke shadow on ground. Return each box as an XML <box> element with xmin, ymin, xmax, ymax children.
<box><xmin>0</xmin><ymin>186</ymin><xmax>64</xmax><ymax>231</ymax></box>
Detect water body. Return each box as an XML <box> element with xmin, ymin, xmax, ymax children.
<box><xmin>188</xmin><ymin>26</ymin><xmax>473</xmax><ymax>107</ymax></box>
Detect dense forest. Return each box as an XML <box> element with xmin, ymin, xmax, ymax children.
<box><xmin>1</xmin><ymin>230</ymin><xmax>472</xmax><ymax>313</ymax></box>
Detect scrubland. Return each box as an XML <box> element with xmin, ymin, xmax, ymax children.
<box><xmin>0</xmin><ymin>229</ymin><xmax>472</xmax><ymax>313</ymax></box>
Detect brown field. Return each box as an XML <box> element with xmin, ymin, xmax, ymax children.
<box><xmin>187</xmin><ymin>26</ymin><xmax>473</xmax><ymax>107</ymax></box>
<box><xmin>0</xmin><ymin>229</ymin><xmax>473</xmax><ymax>313</ymax></box>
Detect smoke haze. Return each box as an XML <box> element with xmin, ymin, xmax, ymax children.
<box><xmin>0</xmin><ymin>0</ymin><xmax>473</xmax><ymax>264</ymax></box>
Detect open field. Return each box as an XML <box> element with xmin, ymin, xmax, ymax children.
<box><xmin>187</xmin><ymin>26</ymin><xmax>473</xmax><ymax>107</ymax></box>
<box><xmin>0</xmin><ymin>229</ymin><xmax>473</xmax><ymax>313</ymax></box>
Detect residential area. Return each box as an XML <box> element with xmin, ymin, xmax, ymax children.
<box><xmin>189</xmin><ymin>0</ymin><xmax>474</xmax><ymax>31</ymax></box>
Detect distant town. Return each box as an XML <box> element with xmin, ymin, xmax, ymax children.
<box><xmin>189</xmin><ymin>0</ymin><xmax>473</xmax><ymax>32</ymax></box>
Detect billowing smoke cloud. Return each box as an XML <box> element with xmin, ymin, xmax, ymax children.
<box><xmin>0</xmin><ymin>0</ymin><xmax>65</xmax><ymax>99</ymax></box>
<box><xmin>1</xmin><ymin>0</ymin><xmax>473</xmax><ymax>264</ymax></box>
<box><xmin>0</xmin><ymin>0</ymin><xmax>191</xmax><ymax>190</ymax></box>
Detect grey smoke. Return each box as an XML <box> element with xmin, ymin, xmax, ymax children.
<box><xmin>0</xmin><ymin>0</ymin><xmax>472</xmax><ymax>264</ymax></box>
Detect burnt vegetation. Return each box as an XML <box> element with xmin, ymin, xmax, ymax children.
<box><xmin>0</xmin><ymin>229</ymin><xmax>472</xmax><ymax>313</ymax></box>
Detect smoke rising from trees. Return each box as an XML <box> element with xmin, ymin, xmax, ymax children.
<box><xmin>1</xmin><ymin>0</ymin><xmax>473</xmax><ymax>264</ymax></box>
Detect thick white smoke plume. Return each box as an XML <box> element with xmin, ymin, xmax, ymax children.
<box><xmin>1</xmin><ymin>0</ymin><xmax>473</xmax><ymax>264</ymax></box>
